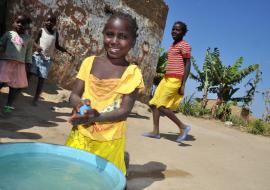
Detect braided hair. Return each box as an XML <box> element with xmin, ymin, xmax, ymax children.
<box><xmin>103</xmin><ymin>12</ymin><xmax>138</xmax><ymax>41</ymax></box>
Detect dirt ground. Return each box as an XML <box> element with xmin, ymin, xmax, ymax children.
<box><xmin>1</xmin><ymin>80</ymin><xmax>270</xmax><ymax>190</ymax></box>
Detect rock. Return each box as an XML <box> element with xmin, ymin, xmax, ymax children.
<box><xmin>225</xmin><ymin>121</ymin><xmax>233</xmax><ymax>127</ymax></box>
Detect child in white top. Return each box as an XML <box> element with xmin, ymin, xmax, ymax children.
<box><xmin>30</xmin><ymin>14</ymin><xmax>72</xmax><ymax>106</ymax></box>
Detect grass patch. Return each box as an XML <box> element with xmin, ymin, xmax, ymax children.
<box><xmin>247</xmin><ymin>119</ymin><xmax>270</xmax><ymax>136</ymax></box>
<box><xmin>227</xmin><ymin>114</ymin><xmax>247</xmax><ymax>127</ymax></box>
<box><xmin>178</xmin><ymin>94</ymin><xmax>211</xmax><ymax>117</ymax></box>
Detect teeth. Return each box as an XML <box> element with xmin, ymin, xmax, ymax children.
<box><xmin>110</xmin><ymin>48</ymin><xmax>120</xmax><ymax>52</ymax></box>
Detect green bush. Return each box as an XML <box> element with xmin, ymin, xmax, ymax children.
<box><xmin>178</xmin><ymin>94</ymin><xmax>211</xmax><ymax>117</ymax></box>
<box><xmin>247</xmin><ymin>119</ymin><xmax>270</xmax><ymax>136</ymax></box>
<box><xmin>178</xmin><ymin>95</ymin><xmax>194</xmax><ymax>115</ymax></box>
<box><xmin>215</xmin><ymin>102</ymin><xmax>232</xmax><ymax>121</ymax></box>
<box><xmin>228</xmin><ymin>115</ymin><xmax>247</xmax><ymax>127</ymax></box>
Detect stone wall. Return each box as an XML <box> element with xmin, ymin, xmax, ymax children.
<box><xmin>6</xmin><ymin>0</ymin><xmax>168</xmax><ymax>102</ymax></box>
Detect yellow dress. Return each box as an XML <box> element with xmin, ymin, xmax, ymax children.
<box><xmin>149</xmin><ymin>77</ymin><xmax>183</xmax><ymax>110</ymax></box>
<box><xmin>66</xmin><ymin>56</ymin><xmax>144</xmax><ymax>174</ymax></box>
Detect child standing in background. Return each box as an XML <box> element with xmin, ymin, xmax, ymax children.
<box><xmin>0</xmin><ymin>14</ymin><xmax>32</xmax><ymax>113</ymax></box>
<box><xmin>29</xmin><ymin>14</ymin><xmax>72</xmax><ymax>106</ymax></box>
<box><xmin>66</xmin><ymin>12</ymin><xmax>144</xmax><ymax>175</ymax></box>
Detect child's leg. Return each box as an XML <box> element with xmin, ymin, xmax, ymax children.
<box><xmin>33</xmin><ymin>77</ymin><xmax>45</xmax><ymax>104</ymax></box>
<box><xmin>158</xmin><ymin>106</ymin><xmax>186</xmax><ymax>133</ymax></box>
<box><xmin>152</xmin><ymin>105</ymin><xmax>161</xmax><ymax>134</ymax></box>
<box><xmin>124</xmin><ymin>151</ymin><xmax>130</xmax><ymax>172</ymax></box>
<box><xmin>143</xmin><ymin>105</ymin><xmax>161</xmax><ymax>138</ymax></box>
<box><xmin>0</xmin><ymin>82</ymin><xmax>4</xmax><ymax>89</ymax></box>
<box><xmin>26</xmin><ymin>69</ymin><xmax>32</xmax><ymax>82</ymax></box>
<box><xmin>7</xmin><ymin>87</ymin><xmax>21</xmax><ymax>107</ymax></box>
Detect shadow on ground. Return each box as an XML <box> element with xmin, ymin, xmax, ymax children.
<box><xmin>160</xmin><ymin>132</ymin><xmax>196</xmax><ymax>146</ymax></box>
<box><xmin>127</xmin><ymin>161</ymin><xmax>191</xmax><ymax>189</ymax></box>
<box><xmin>127</xmin><ymin>161</ymin><xmax>166</xmax><ymax>190</ymax></box>
<box><xmin>0</xmin><ymin>80</ymin><xmax>71</xmax><ymax>140</ymax></box>
<box><xmin>128</xmin><ymin>112</ymin><xmax>150</xmax><ymax>120</ymax></box>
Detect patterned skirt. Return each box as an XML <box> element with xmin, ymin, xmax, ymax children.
<box><xmin>30</xmin><ymin>53</ymin><xmax>52</xmax><ymax>79</ymax></box>
<box><xmin>0</xmin><ymin>60</ymin><xmax>28</xmax><ymax>88</ymax></box>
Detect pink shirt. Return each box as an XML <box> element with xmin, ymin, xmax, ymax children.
<box><xmin>165</xmin><ymin>40</ymin><xmax>191</xmax><ymax>79</ymax></box>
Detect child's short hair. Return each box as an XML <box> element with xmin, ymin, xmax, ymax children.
<box><xmin>13</xmin><ymin>14</ymin><xmax>31</xmax><ymax>26</ymax></box>
<box><xmin>174</xmin><ymin>21</ymin><xmax>188</xmax><ymax>36</ymax></box>
<box><xmin>45</xmin><ymin>13</ymin><xmax>57</xmax><ymax>23</ymax></box>
<box><xmin>104</xmin><ymin>12</ymin><xmax>138</xmax><ymax>40</ymax></box>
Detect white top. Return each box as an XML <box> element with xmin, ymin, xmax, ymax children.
<box><xmin>38</xmin><ymin>28</ymin><xmax>56</xmax><ymax>58</ymax></box>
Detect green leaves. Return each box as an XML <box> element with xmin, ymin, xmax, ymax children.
<box><xmin>154</xmin><ymin>48</ymin><xmax>168</xmax><ymax>85</ymax></box>
<box><xmin>191</xmin><ymin>48</ymin><xmax>261</xmax><ymax>104</ymax></box>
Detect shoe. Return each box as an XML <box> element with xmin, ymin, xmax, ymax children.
<box><xmin>142</xmin><ymin>132</ymin><xmax>161</xmax><ymax>139</ymax></box>
<box><xmin>3</xmin><ymin>106</ymin><xmax>15</xmax><ymax>113</ymax></box>
<box><xmin>176</xmin><ymin>126</ymin><xmax>191</xmax><ymax>142</ymax></box>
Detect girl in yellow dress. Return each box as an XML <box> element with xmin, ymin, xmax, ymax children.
<box><xmin>66</xmin><ymin>12</ymin><xmax>144</xmax><ymax>175</ymax></box>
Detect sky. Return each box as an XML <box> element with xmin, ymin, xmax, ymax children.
<box><xmin>162</xmin><ymin>0</ymin><xmax>270</xmax><ymax>118</ymax></box>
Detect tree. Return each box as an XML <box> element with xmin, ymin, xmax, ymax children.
<box><xmin>201</xmin><ymin>48</ymin><xmax>259</xmax><ymax>102</ymax></box>
<box><xmin>191</xmin><ymin>48</ymin><xmax>260</xmax><ymax>119</ymax></box>
<box><xmin>241</xmin><ymin>68</ymin><xmax>262</xmax><ymax>108</ymax></box>
<box><xmin>190</xmin><ymin>49</ymin><xmax>212</xmax><ymax>108</ymax></box>
<box><xmin>153</xmin><ymin>47</ymin><xmax>167</xmax><ymax>85</ymax></box>
<box><xmin>262</xmin><ymin>89</ymin><xmax>270</xmax><ymax>123</ymax></box>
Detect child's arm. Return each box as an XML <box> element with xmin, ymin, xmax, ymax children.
<box><xmin>55</xmin><ymin>31</ymin><xmax>72</xmax><ymax>56</ymax></box>
<box><xmin>178</xmin><ymin>58</ymin><xmax>191</xmax><ymax>95</ymax></box>
<box><xmin>69</xmin><ymin>78</ymin><xmax>84</xmax><ymax>108</ymax></box>
<box><xmin>69</xmin><ymin>79</ymin><xmax>99</xmax><ymax>123</ymax></box>
<box><xmin>33</xmin><ymin>29</ymin><xmax>42</xmax><ymax>53</ymax></box>
<box><xmin>70</xmin><ymin>84</ymin><xmax>139</xmax><ymax>125</ymax></box>
<box><xmin>0</xmin><ymin>32</ymin><xmax>8</xmax><ymax>53</ymax></box>
<box><xmin>25</xmin><ymin>37</ymin><xmax>33</xmax><ymax>64</ymax></box>
<box><xmin>178</xmin><ymin>42</ymin><xmax>191</xmax><ymax>95</ymax></box>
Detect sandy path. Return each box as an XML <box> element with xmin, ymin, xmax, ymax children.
<box><xmin>127</xmin><ymin>103</ymin><xmax>270</xmax><ymax>190</ymax></box>
<box><xmin>1</xmin><ymin>83</ymin><xmax>270</xmax><ymax>190</ymax></box>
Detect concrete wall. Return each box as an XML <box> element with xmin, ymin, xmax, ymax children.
<box><xmin>6</xmin><ymin>0</ymin><xmax>168</xmax><ymax>101</ymax></box>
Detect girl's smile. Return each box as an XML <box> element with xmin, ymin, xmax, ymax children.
<box><xmin>109</xmin><ymin>48</ymin><xmax>121</xmax><ymax>53</ymax></box>
<box><xmin>103</xmin><ymin>18</ymin><xmax>134</xmax><ymax>60</ymax></box>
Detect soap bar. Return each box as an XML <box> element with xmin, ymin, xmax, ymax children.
<box><xmin>79</xmin><ymin>104</ymin><xmax>91</xmax><ymax>115</ymax></box>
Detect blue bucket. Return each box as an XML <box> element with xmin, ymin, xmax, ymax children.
<box><xmin>0</xmin><ymin>142</ymin><xmax>126</xmax><ymax>190</ymax></box>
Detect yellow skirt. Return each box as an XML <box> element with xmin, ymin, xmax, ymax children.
<box><xmin>65</xmin><ymin>127</ymin><xmax>126</xmax><ymax>174</ymax></box>
<box><xmin>149</xmin><ymin>77</ymin><xmax>183</xmax><ymax>110</ymax></box>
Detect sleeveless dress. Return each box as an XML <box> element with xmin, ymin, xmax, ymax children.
<box><xmin>30</xmin><ymin>28</ymin><xmax>56</xmax><ymax>78</ymax></box>
<box><xmin>66</xmin><ymin>56</ymin><xmax>144</xmax><ymax>174</ymax></box>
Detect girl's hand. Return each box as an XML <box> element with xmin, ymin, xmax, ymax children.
<box><xmin>37</xmin><ymin>46</ymin><xmax>43</xmax><ymax>53</ymax></box>
<box><xmin>69</xmin><ymin>101</ymin><xmax>99</xmax><ymax>126</ymax></box>
<box><xmin>69</xmin><ymin>108</ymin><xmax>99</xmax><ymax>126</ymax></box>
<box><xmin>178</xmin><ymin>85</ymin><xmax>185</xmax><ymax>95</ymax></box>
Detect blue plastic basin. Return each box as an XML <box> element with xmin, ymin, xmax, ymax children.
<box><xmin>0</xmin><ymin>142</ymin><xmax>126</xmax><ymax>190</ymax></box>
